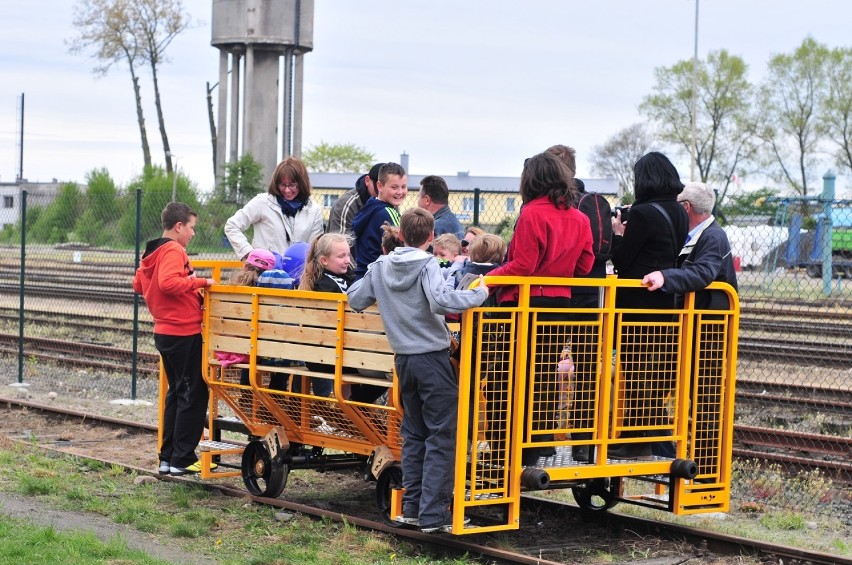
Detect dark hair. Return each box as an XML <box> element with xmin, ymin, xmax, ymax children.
<box><xmin>419</xmin><ymin>175</ymin><xmax>449</xmax><ymax>205</ymax></box>
<box><xmin>545</xmin><ymin>144</ymin><xmax>576</xmax><ymax>175</ymax></box>
<box><xmin>378</xmin><ymin>162</ymin><xmax>406</xmax><ymax>185</ymax></box>
<box><xmin>633</xmin><ymin>152</ymin><xmax>684</xmax><ymax>202</ymax></box>
<box><xmin>399</xmin><ymin>207</ymin><xmax>433</xmax><ymax>248</ymax></box>
<box><xmin>268</xmin><ymin>156</ymin><xmax>312</xmax><ymax>202</ymax></box>
<box><xmin>381</xmin><ymin>223</ymin><xmax>403</xmax><ymax>254</ymax></box>
<box><xmin>161</xmin><ymin>202</ymin><xmax>196</xmax><ymax>230</ymax></box>
<box><xmin>519</xmin><ymin>152</ymin><xmax>575</xmax><ymax>209</ymax></box>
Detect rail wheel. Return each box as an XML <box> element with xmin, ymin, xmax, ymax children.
<box><xmin>572</xmin><ymin>478</ymin><xmax>618</xmax><ymax>513</ymax></box>
<box><xmin>241</xmin><ymin>440</ymin><xmax>287</xmax><ymax>498</ymax></box>
<box><xmin>375</xmin><ymin>464</ymin><xmax>404</xmax><ymax>526</ymax></box>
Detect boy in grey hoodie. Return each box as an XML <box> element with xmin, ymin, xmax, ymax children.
<box><xmin>347</xmin><ymin>207</ymin><xmax>488</xmax><ymax>533</ymax></box>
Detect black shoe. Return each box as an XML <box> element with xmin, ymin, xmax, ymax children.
<box><xmin>607</xmin><ymin>443</ymin><xmax>653</xmax><ymax>460</ymax></box>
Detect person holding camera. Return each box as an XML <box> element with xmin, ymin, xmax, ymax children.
<box><xmin>608</xmin><ymin>152</ymin><xmax>688</xmax><ymax>460</ymax></box>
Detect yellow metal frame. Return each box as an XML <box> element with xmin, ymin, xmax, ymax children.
<box><xmin>156</xmin><ymin>264</ymin><xmax>738</xmax><ymax>532</ymax></box>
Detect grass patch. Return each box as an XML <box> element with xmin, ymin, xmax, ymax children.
<box><xmin>0</xmin><ymin>442</ymin><xmax>477</xmax><ymax>564</ymax></box>
<box><xmin>0</xmin><ymin>514</ymin><xmax>169</xmax><ymax>565</ymax></box>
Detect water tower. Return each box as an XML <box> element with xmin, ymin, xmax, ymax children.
<box><xmin>211</xmin><ymin>0</ymin><xmax>314</xmax><ymax>185</ymax></box>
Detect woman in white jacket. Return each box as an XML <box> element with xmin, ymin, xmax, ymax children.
<box><xmin>225</xmin><ymin>156</ymin><xmax>324</xmax><ymax>259</ymax></box>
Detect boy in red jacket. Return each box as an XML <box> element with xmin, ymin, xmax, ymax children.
<box><xmin>132</xmin><ymin>202</ymin><xmax>215</xmax><ymax>476</ymax></box>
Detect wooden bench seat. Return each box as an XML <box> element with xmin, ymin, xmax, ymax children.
<box><xmin>208</xmin><ymin>359</ymin><xmax>392</xmax><ymax>389</ymax></box>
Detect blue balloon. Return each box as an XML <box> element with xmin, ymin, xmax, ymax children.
<box><xmin>281</xmin><ymin>242</ymin><xmax>309</xmax><ymax>285</ymax></box>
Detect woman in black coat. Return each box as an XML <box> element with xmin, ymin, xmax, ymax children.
<box><xmin>611</xmin><ymin>152</ymin><xmax>689</xmax><ymax>309</ymax></box>
<box><xmin>608</xmin><ymin>152</ymin><xmax>688</xmax><ymax>459</ymax></box>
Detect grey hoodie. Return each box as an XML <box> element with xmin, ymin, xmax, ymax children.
<box><xmin>347</xmin><ymin>247</ymin><xmax>488</xmax><ymax>355</ymax></box>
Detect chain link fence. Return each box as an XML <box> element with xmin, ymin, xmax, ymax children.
<box><xmin>1</xmin><ymin>176</ymin><xmax>849</xmax><ymax>522</ymax></box>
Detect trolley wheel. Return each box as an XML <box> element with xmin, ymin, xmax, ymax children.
<box><xmin>241</xmin><ymin>440</ymin><xmax>288</xmax><ymax>498</ymax></box>
<box><xmin>375</xmin><ymin>464</ymin><xmax>404</xmax><ymax>526</ymax></box>
<box><xmin>670</xmin><ymin>458</ymin><xmax>698</xmax><ymax>479</ymax></box>
<box><xmin>572</xmin><ymin>478</ymin><xmax>618</xmax><ymax>513</ymax></box>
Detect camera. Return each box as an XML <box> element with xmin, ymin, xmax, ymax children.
<box><xmin>611</xmin><ymin>206</ymin><xmax>630</xmax><ymax>223</ymax></box>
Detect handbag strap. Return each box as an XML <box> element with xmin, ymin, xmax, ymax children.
<box><xmin>649</xmin><ymin>202</ymin><xmax>679</xmax><ymax>260</ymax></box>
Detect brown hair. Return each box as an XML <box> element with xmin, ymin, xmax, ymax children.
<box><xmin>399</xmin><ymin>208</ymin><xmax>433</xmax><ymax>248</ymax></box>
<box><xmin>228</xmin><ymin>266</ymin><xmax>262</xmax><ymax>286</ymax></box>
<box><xmin>545</xmin><ymin>144</ymin><xmax>577</xmax><ymax>175</ymax></box>
<box><xmin>268</xmin><ymin>156</ymin><xmax>312</xmax><ymax>202</ymax></box>
<box><xmin>299</xmin><ymin>233</ymin><xmax>348</xmax><ymax>290</ymax></box>
<box><xmin>520</xmin><ymin>152</ymin><xmax>575</xmax><ymax>209</ymax></box>
<box><xmin>464</xmin><ymin>226</ymin><xmax>485</xmax><ymax>239</ymax></box>
<box><xmin>468</xmin><ymin>233</ymin><xmax>506</xmax><ymax>264</ymax></box>
<box><xmin>161</xmin><ymin>202</ymin><xmax>196</xmax><ymax>230</ymax></box>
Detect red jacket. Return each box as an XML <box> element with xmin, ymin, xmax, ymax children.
<box><xmin>132</xmin><ymin>238</ymin><xmax>207</xmax><ymax>336</ymax></box>
<box><xmin>489</xmin><ymin>196</ymin><xmax>594</xmax><ymax>304</ymax></box>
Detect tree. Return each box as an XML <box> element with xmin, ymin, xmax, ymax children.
<box><xmin>75</xmin><ymin>168</ymin><xmax>120</xmax><ymax>245</ymax></box>
<box><xmin>640</xmin><ymin>49</ymin><xmax>756</xmax><ymax>199</ymax></box>
<box><xmin>589</xmin><ymin>123</ymin><xmax>655</xmax><ymax>200</ymax></box>
<box><xmin>30</xmin><ymin>183</ymin><xmax>84</xmax><ymax>244</ymax></box>
<box><xmin>69</xmin><ymin>0</ymin><xmax>152</xmax><ymax>168</ymax></box>
<box><xmin>754</xmin><ymin>37</ymin><xmax>830</xmax><ymax>197</ymax></box>
<box><xmin>823</xmin><ymin>47</ymin><xmax>852</xmax><ymax>177</ymax></box>
<box><xmin>219</xmin><ymin>154</ymin><xmax>265</xmax><ymax>205</ymax></box>
<box><xmin>128</xmin><ymin>0</ymin><xmax>191</xmax><ymax>174</ymax></box>
<box><xmin>302</xmin><ymin>142</ymin><xmax>375</xmax><ymax>173</ymax></box>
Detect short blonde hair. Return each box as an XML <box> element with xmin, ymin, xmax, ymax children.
<box><xmin>433</xmin><ymin>233</ymin><xmax>461</xmax><ymax>255</ymax></box>
<box><xmin>468</xmin><ymin>233</ymin><xmax>506</xmax><ymax>264</ymax></box>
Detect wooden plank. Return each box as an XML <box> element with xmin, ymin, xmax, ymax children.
<box><xmin>257</xmin><ymin>341</ymin><xmax>337</xmax><ymax>365</ymax></box>
<box><xmin>343</xmin><ymin>309</ymin><xmax>385</xmax><ymax>332</ymax></box>
<box><xmin>209</xmin><ymin>317</ymin><xmax>253</xmax><ymax>338</ymax></box>
<box><xmin>259</xmin><ymin>294</ymin><xmax>343</xmax><ymax>311</ymax></box>
<box><xmin>341</xmin><ymin>349</ymin><xmax>394</xmax><ymax>372</ymax></box>
<box><xmin>208</xmin><ymin>335</ymin><xmax>252</xmax><ymax>356</ymax></box>
<box><xmin>258</xmin><ymin>322</ymin><xmax>339</xmax><ymax>347</ymax></box>
<box><xmin>258</xmin><ymin>303</ymin><xmax>340</xmax><ymax>327</ymax></box>
<box><xmin>341</xmin><ymin>374</ymin><xmax>392</xmax><ymax>387</ymax></box>
<box><xmin>209</xmin><ymin>300</ymin><xmax>254</xmax><ymax>319</ymax></box>
<box><xmin>341</xmin><ymin>330</ymin><xmax>394</xmax><ymax>353</ymax></box>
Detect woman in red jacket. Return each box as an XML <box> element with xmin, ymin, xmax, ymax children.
<box><xmin>488</xmin><ymin>152</ymin><xmax>594</xmax><ymax>466</ymax></box>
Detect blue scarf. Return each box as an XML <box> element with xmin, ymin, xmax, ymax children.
<box><xmin>276</xmin><ymin>195</ymin><xmax>305</xmax><ymax>217</ymax></box>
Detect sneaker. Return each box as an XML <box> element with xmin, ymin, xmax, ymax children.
<box><xmin>169</xmin><ymin>461</ymin><xmax>218</xmax><ymax>475</ymax></box>
<box><xmin>158</xmin><ymin>460</ymin><xmax>170</xmax><ymax>475</ymax></box>
<box><xmin>393</xmin><ymin>515</ymin><xmax>419</xmax><ymax>527</ymax></box>
<box><xmin>420</xmin><ymin>516</ymin><xmax>471</xmax><ymax>533</ymax></box>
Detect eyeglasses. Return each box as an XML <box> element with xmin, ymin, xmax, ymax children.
<box><xmin>278</xmin><ymin>182</ymin><xmax>299</xmax><ymax>190</ymax></box>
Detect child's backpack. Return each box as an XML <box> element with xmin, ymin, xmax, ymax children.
<box><xmin>576</xmin><ymin>192</ymin><xmax>613</xmax><ymax>261</ymax></box>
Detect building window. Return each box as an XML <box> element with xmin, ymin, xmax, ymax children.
<box><xmin>505</xmin><ymin>197</ymin><xmax>515</xmax><ymax>213</ymax></box>
<box><xmin>462</xmin><ymin>197</ymin><xmax>485</xmax><ymax>213</ymax></box>
<box><xmin>2</xmin><ymin>196</ymin><xmax>12</xmax><ymax>209</ymax></box>
<box><xmin>323</xmin><ymin>194</ymin><xmax>338</xmax><ymax>208</ymax></box>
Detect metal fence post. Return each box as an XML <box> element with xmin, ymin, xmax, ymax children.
<box><xmin>131</xmin><ymin>188</ymin><xmax>142</xmax><ymax>400</ymax></box>
<box><xmin>473</xmin><ymin>187</ymin><xmax>480</xmax><ymax>226</ymax></box>
<box><xmin>820</xmin><ymin>171</ymin><xmax>835</xmax><ymax>296</ymax></box>
<box><xmin>17</xmin><ymin>189</ymin><xmax>27</xmax><ymax>384</ymax></box>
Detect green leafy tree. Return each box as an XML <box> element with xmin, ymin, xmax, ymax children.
<box><xmin>822</xmin><ymin>46</ymin><xmax>852</xmax><ymax>177</ymax></box>
<box><xmin>119</xmin><ymin>166</ymin><xmax>200</xmax><ymax>246</ymax></box>
<box><xmin>640</xmin><ymin>50</ymin><xmax>756</xmax><ymax>200</ymax></box>
<box><xmin>754</xmin><ymin>37</ymin><xmax>830</xmax><ymax>197</ymax></box>
<box><xmin>302</xmin><ymin>142</ymin><xmax>375</xmax><ymax>173</ymax></box>
<box><xmin>30</xmin><ymin>183</ymin><xmax>84</xmax><ymax>244</ymax></box>
<box><xmin>718</xmin><ymin>187</ymin><xmax>778</xmax><ymax>224</ymax></box>
<box><xmin>75</xmin><ymin>168</ymin><xmax>120</xmax><ymax>245</ymax></box>
<box><xmin>219</xmin><ymin>154</ymin><xmax>265</xmax><ymax>204</ymax></box>
<box><xmin>589</xmin><ymin>123</ymin><xmax>655</xmax><ymax>200</ymax></box>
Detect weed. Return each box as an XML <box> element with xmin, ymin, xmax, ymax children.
<box><xmin>760</xmin><ymin>511</ymin><xmax>806</xmax><ymax>530</ymax></box>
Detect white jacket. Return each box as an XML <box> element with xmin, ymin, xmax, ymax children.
<box><xmin>224</xmin><ymin>193</ymin><xmax>324</xmax><ymax>258</ymax></box>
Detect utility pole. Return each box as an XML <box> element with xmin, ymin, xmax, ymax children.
<box><xmin>690</xmin><ymin>0</ymin><xmax>699</xmax><ymax>181</ymax></box>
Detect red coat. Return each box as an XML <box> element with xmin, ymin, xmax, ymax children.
<box><xmin>489</xmin><ymin>196</ymin><xmax>594</xmax><ymax>304</ymax></box>
<box><xmin>132</xmin><ymin>239</ymin><xmax>207</xmax><ymax>336</ymax></box>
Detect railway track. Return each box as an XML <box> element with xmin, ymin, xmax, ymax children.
<box><xmin>2</xmin><ymin>399</ymin><xmax>846</xmax><ymax>565</ymax></box>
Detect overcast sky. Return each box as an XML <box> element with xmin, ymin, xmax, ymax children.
<box><xmin>2</xmin><ymin>0</ymin><xmax>851</xmax><ymax>198</ymax></box>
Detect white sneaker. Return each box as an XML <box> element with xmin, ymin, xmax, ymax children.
<box><xmin>393</xmin><ymin>515</ymin><xmax>419</xmax><ymax>527</ymax></box>
<box><xmin>421</xmin><ymin>516</ymin><xmax>470</xmax><ymax>533</ymax></box>
<box><xmin>158</xmin><ymin>460</ymin><xmax>170</xmax><ymax>475</ymax></box>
